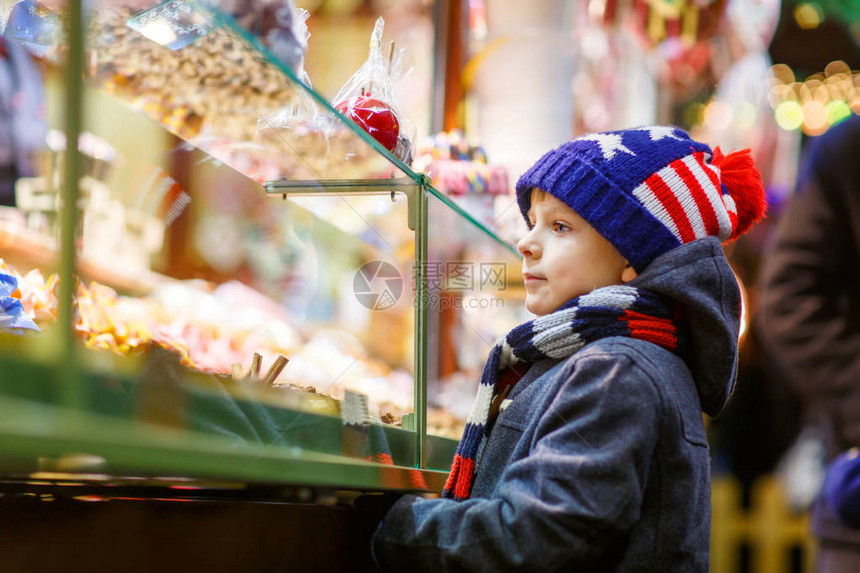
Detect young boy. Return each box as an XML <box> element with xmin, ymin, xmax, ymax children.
<box><xmin>371</xmin><ymin>126</ymin><xmax>766</xmax><ymax>571</ymax></box>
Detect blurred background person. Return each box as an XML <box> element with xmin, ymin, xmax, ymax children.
<box><xmin>758</xmin><ymin>113</ymin><xmax>860</xmax><ymax>572</ymax></box>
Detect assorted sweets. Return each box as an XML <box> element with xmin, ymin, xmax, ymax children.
<box><xmin>0</xmin><ymin>262</ymin><xmax>53</xmax><ymax>335</ymax></box>
<box><xmin>412</xmin><ymin>129</ymin><xmax>510</xmax><ymax>229</ymax></box>
<box><xmin>0</xmin><ymin>258</ymin><xmax>465</xmax><ymax>438</ymax></box>
<box><xmin>413</xmin><ymin>130</ymin><xmax>509</xmax><ymax>197</ymax></box>
<box><xmin>0</xmin><ymin>7</ymin><xmax>480</xmax><ymax>443</ymax></box>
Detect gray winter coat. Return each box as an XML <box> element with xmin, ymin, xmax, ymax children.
<box><xmin>372</xmin><ymin>236</ymin><xmax>741</xmax><ymax>572</ymax></box>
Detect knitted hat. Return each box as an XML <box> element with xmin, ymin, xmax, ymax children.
<box><xmin>515</xmin><ymin>126</ymin><xmax>767</xmax><ymax>272</ymax></box>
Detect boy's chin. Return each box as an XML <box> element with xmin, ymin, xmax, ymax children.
<box><xmin>525</xmin><ymin>299</ymin><xmax>557</xmax><ymax>316</ymax></box>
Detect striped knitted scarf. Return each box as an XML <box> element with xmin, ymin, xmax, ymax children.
<box><xmin>442</xmin><ymin>285</ymin><xmax>685</xmax><ymax>501</ymax></box>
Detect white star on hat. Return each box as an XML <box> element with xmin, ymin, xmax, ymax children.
<box><xmin>579</xmin><ymin>133</ymin><xmax>635</xmax><ymax>160</ymax></box>
<box><xmin>635</xmin><ymin>126</ymin><xmax>685</xmax><ymax>141</ymax></box>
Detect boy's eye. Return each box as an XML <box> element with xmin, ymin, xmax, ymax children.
<box><xmin>526</xmin><ymin>220</ymin><xmax>535</xmax><ymax>230</ymax></box>
<box><xmin>552</xmin><ymin>222</ymin><xmax>570</xmax><ymax>233</ymax></box>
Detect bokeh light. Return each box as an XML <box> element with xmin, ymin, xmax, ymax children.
<box><xmin>771</xmin><ymin>64</ymin><xmax>796</xmax><ymax>84</ymax></box>
<box><xmin>704</xmin><ymin>100</ymin><xmax>732</xmax><ymax>131</ymax></box>
<box><xmin>734</xmin><ymin>101</ymin><xmax>758</xmax><ymax>131</ymax></box>
<box><xmin>775</xmin><ymin>100</ymin><xmax>804</xmax><ymax>131</ymax></box>
<box><xmin>766</xmin><ymin>62</ymin><xmax>859</xmax><ymax>135</ymax></box>
<box><xmin>794</xmin><ymin>2</ymin><xmax>824</xmax><ymax>29</ymax></box>
<box><xmin>826</xmin><ymin>100</ymin><xmax>852</xmax><ymax>125</ymax></box>
<box><xmin>801</xmin><ymin>100</ymin><xmax>828</xmax><ymax>135</ymax></box>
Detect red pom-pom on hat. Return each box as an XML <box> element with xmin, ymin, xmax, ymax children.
<box><xmin>712</xmin><ymin>147</ymin><xmax>767</xmax><ymax>240</ymax></box>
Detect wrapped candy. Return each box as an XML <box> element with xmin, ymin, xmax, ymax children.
<box><xmin>0</xmin><ymin>270</ymin><xmax>40</xmax><ymax>335</ymax></box>
<box><xmin>17</xmin><ymin>268</ymin><xmax>59</xmax><ymax>322</ymax></box>
<box><xmin>0</xmin><ymin>260</ymin><xmax>58</xmax><ymax>323</ymax></box>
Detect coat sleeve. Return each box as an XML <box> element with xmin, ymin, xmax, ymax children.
<box><xmin>757</xmin><ymin>127</ymin><xmax>860</xmax><ymax>422</ymax></box>
<box><xmin>371</xmin><ymin>350</ymin><xmax>662</xmax><ymax>572</ymax></box>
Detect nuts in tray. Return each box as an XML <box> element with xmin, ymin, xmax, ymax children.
<box><xmin>87</xmin><ymin>4</ymin><xmax>392</xmax><ymax>183</ymax></box>
<box><xmin>90</xmin><ymin>7</ymin><xmax>295</xmax><ymax>139</ymax></box>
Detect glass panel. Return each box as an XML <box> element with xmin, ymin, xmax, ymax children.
<box><xmin>425</xmin><ymin>187</ymin><xmax>524</xmax><ymax>470</ymax></box>
<box><xmin>0</xmin><ymin>2</ymin><xmax>71</xmax><ymax>409</ymax></box>
<box><xmin>0</xmin><ymin>0</ymin><xmax>531</xmax><ymax>485</ymax></box>
<box><xmin>0</xmin><ymin>0</ymin><xmax>423</xmax><ymax>483</ymax></box>
<box><xmin>63</xmin><ymin>105</ymin><xmax>418</xmax><ymax>470</ymax></box>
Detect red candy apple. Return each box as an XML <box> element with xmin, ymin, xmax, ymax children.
<box><xmin>335</xmin><ymin>96</ymin><xmax>400</xmax><ymax>152</ymax></box>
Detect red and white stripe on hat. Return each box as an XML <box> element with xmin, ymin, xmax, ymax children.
<box><xmin>631</xmin><ymin>151</ymin><xmax>738</xmax><ymax>244</ymax></box>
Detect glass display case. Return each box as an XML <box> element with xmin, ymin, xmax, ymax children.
<box><xmin>0</xmin><ymin>0</ymin><xmax>523</xmax><ymax>496</ymax></box>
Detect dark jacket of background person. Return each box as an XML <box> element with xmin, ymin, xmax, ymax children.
<box><xmin>758</xmin><ymin>114</ymin><xmax>860</xmax><ymax>456</ymax></box>
<box><xmin>372</xmin><ymin>237</ymin><xmax>739</xmax><ymax>572</ymax></box>
<box><xmin>758</xmin><ymin>114</ymin><xmax>860</xmax><ymax>569</ymax></box>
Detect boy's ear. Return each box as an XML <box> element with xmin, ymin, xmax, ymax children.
<box><xmin>621</xmin><ymin>263</ymin><xmax>638</xmax><ymax>283</ymax></box>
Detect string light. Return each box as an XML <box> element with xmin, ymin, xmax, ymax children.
<box><xmin>691</xmin><ymin>61</ymin><xmax>858</xmax><ymax>136</ymax></box>
<box><xmin>766</xmin><ymin>60</ymin><xmax>858</xmax><ymax>136</ymax></box>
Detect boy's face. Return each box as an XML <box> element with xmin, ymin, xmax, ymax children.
<box><xmin>518</xmin><ymin>189</ymin><xmax>630</xmax><ymax>316</ymax></box>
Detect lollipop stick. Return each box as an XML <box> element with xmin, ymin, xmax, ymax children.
<box><xmin>387</xmin><ymin>41</ymin><xmax>396</xmax><ymax>76</ymax></box>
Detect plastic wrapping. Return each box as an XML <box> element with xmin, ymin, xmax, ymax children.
<box><xmin>0</xmin><ymin>270</ymin><xmax>40</xmax><ymax>335</ymax></box>
<box><xmin>332</xmin><ymin>17</ymin><xmax>413</xmax><ymax>162</ymax></box>
<box><xmin>3</xmin><ymin>0</ymin><xmax>64</xmax><ymax>59</ymax></box>
<box><xmin>15</xmin><ymin>267</ymin><xmax>58</xmax><ymax>323</ymax></box>
<box><xmin>256</xmin><ymin>8</ymin><xmax>318</xmax><ymax>135</ymax></box>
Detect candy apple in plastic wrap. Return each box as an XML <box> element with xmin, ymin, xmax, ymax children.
<box><xmin>335</xmin><ymin>95</ymin><xmax>400</xmax><ymax>153</ymax></box>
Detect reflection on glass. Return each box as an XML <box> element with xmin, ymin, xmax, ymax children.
<box><xmin>126</xmin><ymin>0</ymin><xmax>213</xmax><ymax>51</ymax></box>
<box><xmin>0</xmin><ymin>4</ymin><xmax>422</xmax><ymax>474</ymax></box>
<box><xmin>0</xmin><ymin>9</ymin><xmax>61</xmax><ymax>381</ymax></box>
<box><xmin>425</xmin><ymin>190</ymin><xmax>523</xmax><ymax>464</ymax></box>
<box><xmin>59</xmin><ymin>157</ymin><xmax>421</xmax><ymax>467</ymax></box>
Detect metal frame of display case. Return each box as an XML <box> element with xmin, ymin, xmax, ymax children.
<box><xmin>58</xmin><ymin>0</ymin><xmax>84</xmax><ymax>410</ymax></box>
<box><xmin>264</xmin><ymin>176</ymin><xmax>431</xmax><ymax>468</ymax></box>
<box><xmin>0</xmin><ymin>0</ymin><xmax>519</xmax><ymax>496</ymax></box>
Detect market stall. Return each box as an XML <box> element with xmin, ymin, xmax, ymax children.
<box><xmin>0</xmin><ymin>0</ymin><xmax>522</xmax><ymax>567</ymax></box>
<box><xmin>1</xmin><ymin>0</ymin><xmax>858</xmax><ymax>569</ymax></box>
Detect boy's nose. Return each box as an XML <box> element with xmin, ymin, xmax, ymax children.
<box><xmin>517</xmin><ymin>233</ymin><xmax>541</xmax><ymax>259</ymax></box>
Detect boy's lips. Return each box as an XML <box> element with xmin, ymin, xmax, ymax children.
<box><xmin>523</xmin><ymin>272</ymin><xmax>546</xmax><ymax>283</ymax></box>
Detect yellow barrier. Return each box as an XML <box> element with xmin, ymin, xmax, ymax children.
<box><xmin>711</xmin><ymin>475</ymin><xmax>817</xmax><ymax>573</ymax></box>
